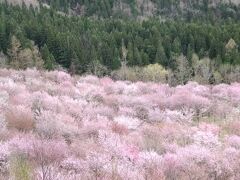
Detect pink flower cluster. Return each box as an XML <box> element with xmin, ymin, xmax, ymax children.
<box><xmin>0</xmin><ymin>68</ymin><xmax>240</xmax><ymax>179</ymax></box>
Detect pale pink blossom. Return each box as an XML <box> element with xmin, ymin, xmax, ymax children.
<box><xmin>114</xmin><ymin>116</ymin><xmax>141</xmax><ymax>130</ymax></box>
<box><xmin>2</xmin><ymin>69</ymin><xmax>240</xmax><ymax>179</ymax></box>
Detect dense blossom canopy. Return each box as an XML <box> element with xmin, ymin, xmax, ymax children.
<box><xmin>0</xmin><ymin>68</ymin><xmax>240</xmax><ymax>179</ymax></box>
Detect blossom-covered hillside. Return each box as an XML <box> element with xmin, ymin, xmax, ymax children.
<box><xmin>1</xmin><ymin>69</ymin><xmax>240</xmax><ymax>179</ymax></box>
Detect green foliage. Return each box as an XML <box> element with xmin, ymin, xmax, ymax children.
<box><xmin>0</xmin><ymin>2</ymin><xmax>240</xmax><ymax>79</ymax></box>
<box><xmin>155</xmin><ymin>41</ymin><xmax>168</xmax><ymax>66</ymax></box>
<box><xmin>112</xmin><ymin>63</ymin><xmax>168</xmax><ymax>82</ymax></box>
<box><xmin>10</xmin><ymin>155</ymin><xmax>32</xmax><ymax>180</ymax></box>
<box><xmin>41</xmin><ymin>44</ymin><xmax>55</xmax><ymax>70</ymax></box>
<box><xmin>7</xmin><ymin>35</ymin><xmax>44</xmax><ymax>69</ymax></box>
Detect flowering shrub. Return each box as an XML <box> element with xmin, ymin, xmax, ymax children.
<box><xmin>114</xmin><ymin>115</ymin><xmax>141</xmax><ymax>130</ymax></box>
<box><xmin>193</xmin><ymin>131</ymin><xmax>221</xmax><ymax>148</ymax></box>
<box><xmin>225</xmin><ymin>120</ymin><xmax>240</xmax><ymax>135</ymax></box>
<box><xmin>0</xmin><ymin>142</ymin><xmax>9</xmax><ymax>174</ymax></box>
<box><xmin>1</xmin><ymin>68</ymin><xmax>240</xmax><ymax>179</ymax></box>
<box><xmin>111</xmin><ymin>122</ymin><xmax>129</xmax><ymax>135</ymax></box>
<box><xmin>6</xmin><ymin>105</ymin><xmax>34</xmax><ymax>131</ymax></box>
<box><xmin>226</xmin><ymin>135</ymin><xmax>240</xmax><ymax>149</ymax></box>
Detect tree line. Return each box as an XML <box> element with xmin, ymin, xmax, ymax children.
<box><xmin>0</xmin><ymin>3</ymin><xmax>240</xmax><ymax>84</ymax></box>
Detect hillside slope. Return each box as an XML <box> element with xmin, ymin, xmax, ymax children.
<box><xmin>41</xmin><ymin>0</ymin><xmax>240</xmax><ymax>18</ymax></box>
<box><xmin>3</xmin><ymin>0</ymin><xmax>240</xmax><ymax>18</ymax></box>
<box><xmin>0</xmin><ymin>0</ymin><xmax>39</xmax><ymax>7</ymax></box>
<box><xmin>1</xmin><ymin>69</ymin><xmax>240</xmax><ymax>179</ymax></box>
